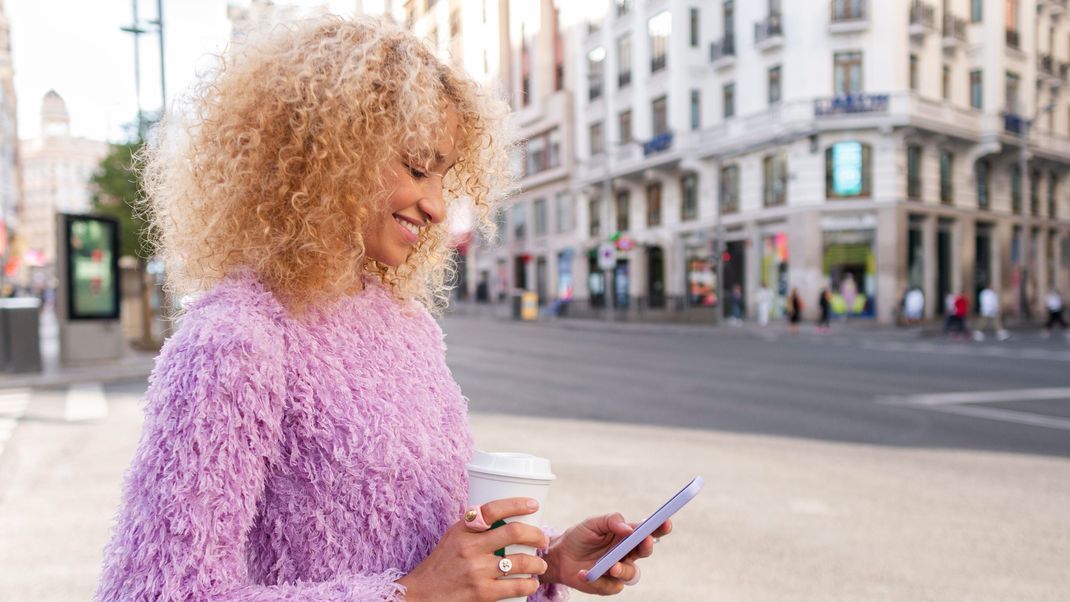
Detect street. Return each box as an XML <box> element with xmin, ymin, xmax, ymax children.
<box><xmin>0</xmin><ymin>317</ymin><xmax>1068</xmax><ymax>600</ymax></box>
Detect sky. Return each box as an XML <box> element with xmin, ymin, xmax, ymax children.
<box><xmin>9</xmin><ymin>0</ymin><xmax>359</xmax><ymax>143</ymax></box>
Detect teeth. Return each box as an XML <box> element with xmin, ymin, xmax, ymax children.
<box><xmin>394</xmin><ymin>216</ymin><xmax>421</xmax><ymax>237</ymax></box>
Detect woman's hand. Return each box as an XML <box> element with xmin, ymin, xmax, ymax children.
<box><xmin>543</xmin><ymin>514</ymin><xmax>673</xmax><ymax>596</ymax></box>
<box><xmin>398</xmin><ymin>498</ymin><xmax>550</xmax><ymax>602</ymax></box>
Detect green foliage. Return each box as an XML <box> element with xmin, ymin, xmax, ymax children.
<box><xmin>90</xmin><ymin>140</ymin><xmax>149</xmax><ymax>261</ymax></box>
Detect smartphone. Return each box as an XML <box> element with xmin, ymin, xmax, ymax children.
<box><xmin>584</xmin><ymin>476</ymin><xmax>704</xmax><ymax>582</ymax></box>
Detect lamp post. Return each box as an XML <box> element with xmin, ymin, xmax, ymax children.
<box><xmin>1016</xmin><ymin>102</ymin><xmax>1055</xmax><ymax>321</ymax></box>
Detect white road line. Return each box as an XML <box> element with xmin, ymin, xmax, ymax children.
<box><xmin>64</xmin><ymin>382</ymin><xmax>109</xmax><ymax>422</ymax></box>
<box><xmin>0</xmin><ymin>389</ymin><xmax>29</xmax><ymax>457</ymax></box>
<box><xmin>926</xmin><ymin>404</ymin><xmax>1070</xmax><ymax>432</ymax></box>
<box><xmin>879</xmin><ymin>387</ymin><xmax>1070</xmax><ymax>406</ymax></box>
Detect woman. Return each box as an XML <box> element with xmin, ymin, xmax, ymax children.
<box><xmin>95</xmin><ymin>16</ymin><xmax>669</xmax><ymax>601</ymax></box>
<box><xmin>817</xmin><ymin>288</ymin><xmax>831</xmax><ymax>333</ymax></box>
<box><xmin>786</xmin><ymin>288</ymin><xmax>802</xmax><ymax>335</ymax></box>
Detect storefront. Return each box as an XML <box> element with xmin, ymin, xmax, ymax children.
<box><xmin>646</xmin><ymin>246</ymin><xmax>665</xmax><ymax>308</ymax></box>
<box><xmin>614</xmin><ymin>259</ymin><xmax>630</xmax><ymax>309</ymax></box>
<box><xmin>557</xmin><ymin>249</ymin><xmax>574</xmax><ymax>302</ymax></box>
<box><xmin>760</xmin><ymin>232</ymin><xmax>789</xmax><ymax>319</ymax></box>
<box><xmin>822</xmin><ymin>227</ymin><xmax>877</xmax><ymax>317</ymax></box>
<box><xmin>587</xmin><ymin>250</ymin><xmax>606</xmax><ymax>308</ymax></box>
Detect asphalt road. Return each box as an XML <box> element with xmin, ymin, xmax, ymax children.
<box><xmin>441</xmin><ymin>315</ymin><xmax>1070</xmax><ymax>458</ymax></box>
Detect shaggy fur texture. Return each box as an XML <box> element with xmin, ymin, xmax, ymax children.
<box><xmin>95</xmin><ymin>272</ymin><xmax>565</xmax><ymax>600</ymax></box>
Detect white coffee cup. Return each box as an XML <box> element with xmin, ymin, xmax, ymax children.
<box><xmin>466</xmin><ymin>451</ymin><xmax>556</xmax><ymax>601</ymax></box>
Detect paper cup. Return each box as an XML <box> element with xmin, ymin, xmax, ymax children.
<box><xmin>467</xmin><ymin>451</ymin><xmax>555</xmax><ymax>601</ymax></box>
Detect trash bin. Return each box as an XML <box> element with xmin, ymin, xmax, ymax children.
<box><xmin>511</xmin><ymin>293</ymin><xmax>523</xmax><ymax>320</ymax></box>
<box><xmin>0</xmin><ymin>298</ymin><xmax>43</xmax><ymax>373</ymax></box>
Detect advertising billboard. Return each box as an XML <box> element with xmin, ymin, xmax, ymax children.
<box><xmin>63</xmin><ymin>214</ymin><xmax>121</xmax><ymax>321</ymax></box>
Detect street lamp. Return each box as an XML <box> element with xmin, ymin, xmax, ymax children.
<box><xmin>1015</xmin><ymin>101</ymin><xmax>1055</xmax><ymax>320</ymax></box>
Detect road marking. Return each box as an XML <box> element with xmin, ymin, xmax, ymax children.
<box><xmin>878</xmin><ymin>387</ymin><xmax>1070</xmax><ymax>432</ymax></box>
<box><xmin>0</xmin><ymin>389</ymin><xmax>30</xmax><ymax>457</ymax></box>
<box><xmin>879</xmin><ymin>387</ymin><xmax>1070</xmax><ymax>406</ymax></box>
<box><xmin>65</xmin><ymin>382</ymin><xmax>109</xmax><ymax>422</ymax></box>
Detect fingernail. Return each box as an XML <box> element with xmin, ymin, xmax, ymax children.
<box><xmin>527</xmin><ymin>499</ymin><xmax>539</xmax><ymax>510</ymax></box>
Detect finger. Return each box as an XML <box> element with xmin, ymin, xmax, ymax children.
<box><xmin>482</xmin><ymin>521</ymin><xmax>550</xmax><ymax>553</ymax></box>
<box><xmin>492</xmin><ymin>576</ymin><xmax>541</xmax><ymax>600</ymax></box>
<box><xmin>486</xmin><ymin>553</ymin><xmax>548</xmax><ymax>578</ymax></box>
<box><xmin>652</xmin><ymin>519</ymin><xmax>673</xmax><ymax>538</ymax></box>
<box><xmin>623</xmin><ymin>535</ymin><xmax>656</xmax><ymax>561</ymax></box>
<box><xmin>577</xmin><ymin>569</ymin><xmax>626</xmax><ymax>596</ymax></box>
<box><xmin>479</xmin><ymin>497</ymin><xmax>540</xmax><ymax>526</ymax></box>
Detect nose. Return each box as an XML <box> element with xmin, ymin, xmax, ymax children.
<box><xmin>417</xmin><ymin>181</ymin><xmax>447</xmax><ymax>225</ymax></box>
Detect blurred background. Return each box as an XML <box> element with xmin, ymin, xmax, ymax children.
<box><xmin>0</xmin><ymin>1</ymin><xmax>1068</xmax><ymax>600</ymax></box>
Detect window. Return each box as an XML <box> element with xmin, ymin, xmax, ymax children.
<box><xmin>553</xmin><ymin>7</ymin><xmax>564</xmax><ymax>91</ymax></box>
<box><xmin>763</xmin><ymin>152</ymin><xmax>787</xmax><ymax>206</ymax></box>
<box><xmin>720</xmin><ymin>165</ymin><xmax>740</xmax><ymax>214</ymax></box>
<box><xmin>768</xmin><ymin>65</ymin><xmax>782</xmax><ymax>105</ymax></box>
<box><xmin>907</xmin><ymin>145</ymin><xmax>922</xmax><ymax>199</ymax></box>
<box><xmin>825</xmin><ymin>141</ymin><xmax>873</xmax><ymax>199</ymax></box>
<box><xmin>940</xmin><ymin>150</ymin><xmax>954</xmax><ymax>204</ymax></box>
<box><xmin>619</xmin><ymin>110</ymin><xmax>633</xmax><ymax>144</ymax></box>
<box><xmin>555</xmin><ymin>192</ymin><xmax>573</xmax><ymax>233</ymax></box>
<box><xmin>1005</xmin><ymin>71</ymin><xmax>1019</xmax><ymax>112</ymax></box>
<box><xmin>690</xmin><ymin>90</ymin><xmax>701</xmax><ymax>130</ymax></box>
<box><xmin>522</xmin><ymin>128</ymin><xmax>561</xmax><ymax>177</ymax></box>
<box><xmin>615</xmin><ymin>190</ymin><xmax>630</xmax><ymax>232</ymax></box>
<box><xmin>681</xmin><ymin>173</ymin><xmax>698</xmax><ymax>221</ymax></box>
<box><xmin>1030</xmin><ymin>168</ymin><xmax>1040</xmax><ymax>215</ymax></box>
<box><xmin>834</xmin><ymin>51</ymin><xmax>864</xmax><ymax>95</ymax></box>
<box><xmin>520</xmin><ymin>23</ymin><xmax>530</xmax><ymax>107</ymax></box>
<box><xmin>1010</xmin><ymin>164</ymin><xmax>1022</xmax><ymax>212</ymax></box>
<box><xmin>588</xmin><ymin>47</ymin><xmax>606</xmax><ymax>101</ymax></box>
<box><xmin>649</xmin><ymin>11</ymin><xmax>671</xmax><ymax>73</ymax></box>
<box><xmin>617</xmin><ymin>35</ymin><xmax>632</xmax><ymax>88</ymax></box>
<box><xmin>1005</xmin><ymin>0</ymin><xmax>1019</xmax><ymax>46</ymax></box>
<box><xmin>589</xmin><ymin>198</ymin><xmax>602</xmax><ymax>237</ymax></box>
<box><xmin>910</xmin><ymin>54</ymin><xmax>918</xmax><ymax>91</ymax></box>
<box><xmin>646</xmin><ymin>182</ymin><xmax>662</xmax><ymax>227</ymax></box>
<box><xmin>832</xmin><ymin>0</ymin><xmax>866</xmax><ymax>20</ymax></box>
<box><xmin>652</xmin><ymin>95</ymin><xmax>669</xmax><ymax>136</ymax></box>
<box><xmin>942</xmin><ymin>64</ymin><xmax>951</xmax><ymax>101</ymax></box>
<box><xmin>970</xmin><ymin>70</ymin><xmax>983</xmax><ymax>109</ymax></box>
<box><xmin>512</xmin><ymin>202</ymin><xmax>526</xmax><ymax>240</ymax></box>
<box><xmin>690</xmin><ymin>8</ymin><xmax>700</xmax><ymax>47</ymax></box>
<box><xmin>616</xmin><ymin>0</ymin><xmax>632</xmax><ymax>17</ymax></box>
<box><xmin>724</xmin><ymin>0</ymin><xmax>735</xmax><ymax>40</ymax></box>
<box><xmin>590</xmin><ymin>122</ymin><xmax>605</xmax><ymax>155</ymax></box>
<box><xmin>972</xmin><ymin>0</ymin><xmax>982</xmax><ymax>22</ymax></box>
<box><xmin>1048</xmin><ymin>172</ymin><xmax>1057</xmax><ymax>218</ymax></box>
<box><xmin>723</xmin><ymin>83</ymin><xmax>735</xmax><ymax>118</ymax></box>
<box><xmin>534</xmin><ymin>198</ymin><xmax>547</xmax><ymax>236</ymax></box>
<box><xmin>975</xmin><ymin>160</ymin><xmax>990</xmax><ymax>209</ymax></box>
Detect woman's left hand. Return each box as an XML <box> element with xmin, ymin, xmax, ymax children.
<box><xmin>542</xmin><ymin>513</ymin><xmax>672</xmax><ymax>595</ymax></box>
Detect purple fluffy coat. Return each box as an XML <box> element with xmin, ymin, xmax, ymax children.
<box><xmin>95</xmin><ymin>272</ymin><xmax>565</xmax><ymax>601</ymax></box>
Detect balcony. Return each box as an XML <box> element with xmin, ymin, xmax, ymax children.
<box><xmin>941</xmin><ymin>14</ymin><xmax>967</xmax><ymax>50</ymax></box>
<box><xmin>709</xmin><ymin>35</ymin><xmax>736</xmax><ymax>70</ymax></box>
<box><xmin>830</xmin><ymin>0</ymin><xmax>868</xmax><ymax>33</ymax></box>
<box><xmin>1003</xmin><ymin>112</ymin><xmax>1026</xmax><ymax>136</ymax></box>
<box><xmin>908</xmin><ymin>1</ymin><xmax>936</xmax><ymax>40</ymax></box>
<box><xmin>754</xmin><ymin>13</ymin><xmax>783</xmax><ymax>51</ymax></box>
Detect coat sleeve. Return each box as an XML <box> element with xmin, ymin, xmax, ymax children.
<box><xmin>94</xmin><ymin>304</ymin><xmax>406</xmax><ymax>601</ymax></box>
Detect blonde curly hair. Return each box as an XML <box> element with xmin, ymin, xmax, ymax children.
<box><xmin>139</xmin><ymin>15</ymin><xmax>513</xmax><ymax>316</ymax></box>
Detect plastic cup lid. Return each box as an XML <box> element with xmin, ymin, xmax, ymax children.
<box><xmin>466</xmin><ymin>450</ymin><xmax>556</xmax><ymax>481</ymax></box>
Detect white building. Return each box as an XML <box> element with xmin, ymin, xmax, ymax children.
<box><xmin>477</xmin><ymin>0</ymin><xmax>1070</xmax><ymax>324</ymax></box>
<box><xmin>20</xmin><ymin>91</ymin><xmax>108</xmax><ymax>274</ymax></box>
<box><xmin>0</xmin><ymin>0</ymin><xmax>21</xmax><ymax>287</ymax></box>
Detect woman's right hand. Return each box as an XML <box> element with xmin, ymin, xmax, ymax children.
<box><xmin>398</xmin><ymin>497</ymin><xmax>550</xmax><ymax>601</ymax></box>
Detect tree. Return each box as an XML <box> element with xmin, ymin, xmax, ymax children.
<box><xmin>89</xmin><ymin>139</ymin><xmax>158</xmax><ymax>349</ymax></box>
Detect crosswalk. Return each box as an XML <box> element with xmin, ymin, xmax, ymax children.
<box><xmin>0</xmin><ymin>388</ymin><xmax>31</xmax><ymax>456</ymax></box>
<box><xmin>0</xmin><ymin>383</ymin><xmax>111</xmax><ymax>461</ymax></box>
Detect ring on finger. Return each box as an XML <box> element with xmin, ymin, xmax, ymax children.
<box><xmin>498</xmin><ymin>557</ymin><xmax>514</xmax><ymax>576</ymax></box>
<box><xmin>462</xmin><ymin>505</ymin><xmax>492</xmax><ymax>532</ymax></box>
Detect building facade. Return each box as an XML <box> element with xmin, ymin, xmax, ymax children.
<box><xmin>20</xmin><ymin>91</ymin><xmax>108</xmax><ymax>278</ymax></box>
<box><xmin>0</xmin><ymin>0</ymin><xmax>21</xmax><ymax>287</ymax></box>
<box><xmin>468</xmin><ymin>0</ymin><xmax>1070</xmax><ymax>324</ymax></box>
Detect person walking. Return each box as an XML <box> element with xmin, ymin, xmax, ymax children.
<box><xmin>728</xmin><ymin>283</ymin><xmax>744</xmax><ymax>325</ymax></box>
<box><xmin>94</xmin><ymin>16</ymin><xmax>670</xmax><ymax>602</ymax></box>
<box><xmin>903</xmin><ymin>287</ymin><xmax>924</xmax><ymax>325</ymax></box>
<box><xmin>1043</xmin><ymin>289</ymin><xmax>1068</xmax><ymax>338</ymax></box>
<box><xmin>786</xmin><ymin>287</ymin><xmax>803</xmax><ymax>335</ymax></box>
<box><xmin>817</xmin><ymin>288</ymin><xmax>831</xmax><ymax>333</ymax></box>
<box><xmin>756</xmin><ymin>284</ymin><xmax>773</xmax><ymax>327</ymax></box>
<box><xmin>840</xmin><ymin>273</ymin><xmax>857</xmax><ymax>320</ymax></box>
<box><xmin>949</xmin><ymin>292</ymin><xmax>970</xmax><ymax>340</ymax></box>
<box><xmin>973</xmin><ymin>286</ymin><xmax>1009</xmax><ymax>341</ymax></box>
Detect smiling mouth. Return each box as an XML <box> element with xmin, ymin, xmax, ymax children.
<box><xmin>393</xmin><ymin>214</ymin><xmax>422</xmax><ymax>241</ymax></box>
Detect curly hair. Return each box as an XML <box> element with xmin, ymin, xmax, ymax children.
<box><xmin>139</xmin><ymin>15</ymin><xmax>513</xmax><ymax>316</ymax></box>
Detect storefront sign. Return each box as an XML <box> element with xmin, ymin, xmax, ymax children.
<box><xmin>814</xmin><ymin>94</ymin><xmax>890</xmax><ymax>117</ymax></box>
<box><xmin>643</xmin><ymin>132</ymin><xmax>673</xmax><ymax>156</ymax></box>
<box><xmin>598</xmin><ymin>242</ymin><xmax>618</xmax><ymax>271</ymax></box>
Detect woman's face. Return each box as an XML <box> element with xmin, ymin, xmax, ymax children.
<box><xmin>363</xmin><ymin>109</ymin><xmax>461</xmax><ymax>268</ymax></box>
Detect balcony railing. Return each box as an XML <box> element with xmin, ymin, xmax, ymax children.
<box><xmin>942</xmin><ymin>14</ymin><xmax>967</xmax><ymax>43</ymax></box>
<box><xmin>709</xmin><ymin>35</ymin><xmax>736</xmax><ymax>63</ymax></box>
<box><xmin>831</xmin><ymin>0</ymin><xmax>867</xmax><ymax>22</ymax></box>
<box><xmin>754</xmin><ymin>13</ymin><xmax>783</xmax><ymax>46</ymax></box>
<box><xmin>1006</xmin><ymin>29</ymin><xmax>1020</xmax><ymax>49</ymax></box>
<box><xmin>909</xmin><ymin>1</ymin><xmax>936</xmax><ymax>30</ymax></box>
<box><xmin>1003</xmin><ymin>112</ymin><xmax>1025</xmax><ymax>135</ymax></box>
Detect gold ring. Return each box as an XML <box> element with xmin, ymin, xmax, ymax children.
<box><xmin>464</xmin><ymin>509</ymin><xmax>478</xmax><ymax>522</ymax></box>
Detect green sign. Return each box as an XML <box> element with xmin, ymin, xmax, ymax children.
<box><xmin>831</xmin><ymin>141</ymin><xmax>863</xmax><ymax>197</ymax></box>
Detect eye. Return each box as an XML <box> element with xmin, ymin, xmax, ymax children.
<box><xmin>405</xmin><ymin>164</ymin><xmax>428</xmax><ymax>180</ymax></box>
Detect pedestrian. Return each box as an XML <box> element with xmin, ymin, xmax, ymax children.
<box><xmin>787</xmin><ymin>287</ymin><xmax>803</xmax><ymax>335</ymax></box>
<box><xmin>729</xmin><ymin>283</ymin><xmax>744</xmax><ymax>325</ymax></box>
<box><xmin>817</xmin><ymin>288</ymin><xmax>831</xmax><ymax>333</ymax></box>
<box><xmin>840</xmin><ymin>273</ymin><xmax>857</xmax><ymax>320</ymax></box>
<box><xmin>950</xmin><ymin>292</ymin><xmax>970</xmax><ymax>340</ymax></box>
<box><xmin>756</xmin><ymin>284</ymin><xmax>773</xmax><ymax>327</ymax></box>
<box><xmin>973</xmin><ymin>286</ymin><xmax>1009</xmax><ymax>341</ymax></box>
<box><xmin>903</xmin><ymin>287</ymin><xmax>924</xmax><ymax>325</ymax></box>
<box><xmin>95</xmin><ymin>17</ymin><xmax>669</xmax><ymax>602</ymax></box>
<box><xmin>1043</xmin><ymin>289</ymin><xmax>1068</xmax><ymax>338</ymax></box>
<box><xmin>943</xmin><ymin>292</ymin><xmax>957</xmax><ymax>335</ymax></box>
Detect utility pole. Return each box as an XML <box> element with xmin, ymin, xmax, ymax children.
<box><xmin>120</xmin><ymin>0</ymin><xmax>146</xmax><ymax>138</ymax></box>
<box><xmin>150</xmin><ymin>0</ymin><xmax>166</xmax><ymax>112</ymax></box>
